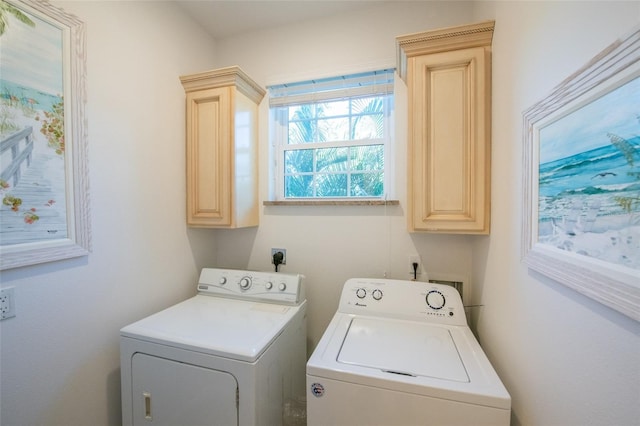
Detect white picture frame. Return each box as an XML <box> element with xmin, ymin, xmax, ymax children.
<box><xmin>522</xmin><ymin>26</ymin><xmax>640</xmax><ymax>322</ymax></box>
<box><xmin>0</xmin><ymin>0</ymin><xmax>90</xmax><ymax>270</ymax></box>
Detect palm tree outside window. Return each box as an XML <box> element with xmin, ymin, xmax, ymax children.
<box><xmin>269</xmin><ymin>69</ymin><xmax>395</xmax><ymax>200</ymax></box>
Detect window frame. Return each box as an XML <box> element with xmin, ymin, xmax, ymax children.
<box><xmin>269</xmin><ymin>72</ymin><xmax>395</xmax><ymax>201</ymax></box>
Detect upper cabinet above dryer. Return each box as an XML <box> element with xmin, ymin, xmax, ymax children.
<box><xmin>180</xmin><ymin>66</ymin><xmax>265</xmax><ymax>228</ymax></box>
<box><xmin>397</xmin><ymin>21</ymin><xmax>494</xmax><ymax>234</ymax></box>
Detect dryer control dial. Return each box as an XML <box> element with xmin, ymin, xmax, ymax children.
<box><xmin>426</xmin><ymin>290</ymin><xmax>446</xmax><ymax>310</ymax></box>
<box><xmin>239</xmin><ymin>276</ymin><xmax>252</xmax><ymax>290</ymax></box>
<box><xmin>356</xmin><ymin>288</ymin><xmax>367</xmax><ymax>299</ymax></box>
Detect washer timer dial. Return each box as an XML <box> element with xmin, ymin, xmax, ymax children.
<box><xmin>426</xmin><ymin>290</ymin><xmax>446</xmax><ymax>310</ymax></box>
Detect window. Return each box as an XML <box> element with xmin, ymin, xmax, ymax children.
<box><xmin>268</xmin><ymin>69</ymin><xmax>394</xmax><ymax>200</ymax></box>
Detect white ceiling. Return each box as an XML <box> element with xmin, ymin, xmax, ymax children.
<box><xmin>174</xmin><ymin>1</ymin><xmax>390</xmax><ymax>40</ymax></box>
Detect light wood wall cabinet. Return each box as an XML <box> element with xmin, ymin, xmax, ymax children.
<box><xmin>397</xmin><ymin>21</ymin><xmax>494</xmax><ymax>234</ymax></box>
<box><xmin>180</xmin><ymin>66</ymin><xmax>265</xmax><ymax>228</ymax></box>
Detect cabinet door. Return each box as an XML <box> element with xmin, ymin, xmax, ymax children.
<box><xmin>186</xmin><ymin>87</ymin><xmax>232</xmax><ymax>227</ymax></box>
<box><xmin>409</xmin><ymin>47</ymin><xmax>490</xmax><ymax>233</ymax></box>
<box><xmin>131</xmin><ymin>353</ymin><xmax>238</xmax><ymax>426</ymax></box>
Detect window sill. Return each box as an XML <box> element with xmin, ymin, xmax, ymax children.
<box><xmin>263</xmin><ymin>199</ymin><xmax>400</xmax><ymax>206</ymax></box>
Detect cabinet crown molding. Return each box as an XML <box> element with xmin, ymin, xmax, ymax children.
<box><xmin>180</xmin><ymin>65</ymin><xmax>266</xmax><ymax>104</ymax></box>
<box><xmin>396</xmin><ymin>20</ymin><xmax>495</xmax><ymax>81</ymax></box>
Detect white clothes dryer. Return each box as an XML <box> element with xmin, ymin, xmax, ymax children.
<box><xmin>120</xmin><ymin>268</ymin><xmax>306</xmax><ymax>426</ymax></box>
<box><xmin>307</xmin><ymin>278</ymin><xmax>510</xmax><ymax>426</ymax></box>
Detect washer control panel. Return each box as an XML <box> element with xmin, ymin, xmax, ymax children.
<box><xmin>339</xmin><ymin>278</ymin><xmax>466</xmax><ymax>325</ymax></box>
<box><xmin>197</xmin><ymin>268</ymin><xmax>304</xmax><ymax>305</ymax></box>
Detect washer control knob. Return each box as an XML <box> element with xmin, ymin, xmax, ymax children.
<box><xmin>372</xmin><ymin>289</ymin><xmax>383</xmax><ymax>301</ymax></box>
<box><xmin>265</xmin><ymin>281</ymin><xmax>273</xmax><ymax>290</ymax></box>
<box><xmin>356</xmin><ymin>288</ymin><xmax>366</xmax><ymax>299</ymax></box>
<box><xmin>219</xmin><ymin>277</ymin><xmax>227</xmax><ymax>285</ymax></box>
<box><xmin>278</xmin><ymin>283</ymin><xmax>287</xmax><ymax>291</ymax></box>
<box><xmin>426</xmin><ymin>290</ymin><xmax>446</xmax><ymax>310</ymax></box>
<box><xmin>239</xmin><ymin>277</ymin><xmax>252</xmax><ymax>290</ymax></box>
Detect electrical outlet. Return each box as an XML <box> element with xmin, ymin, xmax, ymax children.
<box><xmin>1</xmin><ymin>287</ymin><xmax>16</xmax><ymax>320</ymax></box>
<box><xmin>409</xmin><ymin>255</ymin><xmax>421</xmax><ymax>276</ymax></box>
<box><xmin>271</xmin><ymin>248</ymin><xmax>286</xmax><ymax>265</ymax></box>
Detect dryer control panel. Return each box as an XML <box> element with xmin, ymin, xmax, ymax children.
<box><xmin>338</xmin><ymin>278</ymin><xmax>467</xmax><ymax>326</ymax></box>
<box><xmin>197</xmin><ymin>268</ymin><xmax>305</xmax><ymax>305</ymax></box>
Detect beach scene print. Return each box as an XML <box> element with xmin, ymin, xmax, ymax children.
<box><xmin>538</xmin><ymin>76</ymin><xmax>640</xmax><ymax>270</ymax></box>
<box><xmin>0</xmin><ymin>1</ymin><xmax>68</xmax><ymax>246</ymax></box>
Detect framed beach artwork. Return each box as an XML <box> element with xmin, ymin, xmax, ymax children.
<box><xmin>0</xmin><ymin>0</ymin><xmax>89</xmax><ymax>270</ymax></box>
<box><xmin>523</xmin><ymin>26</ymin><xmax>640</xmax><ymax>321</ymax></box>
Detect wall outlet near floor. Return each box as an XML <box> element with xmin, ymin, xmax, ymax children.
<box><xmin>271</xmin><ymin>248</ymin><xmax>287</xmax><ymax>265</ymax></box>
<box><xmin>1</xmin><ymin>287</ymin><xmax>16</xmax><ymax>320</ymax></box>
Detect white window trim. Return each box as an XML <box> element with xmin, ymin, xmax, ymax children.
<box><xmin>268</xmin><ymin>70</ymin><xmax>396</xmax><ymax>202</ymax></box>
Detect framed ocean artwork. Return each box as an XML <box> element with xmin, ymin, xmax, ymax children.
<box><xmin>523</xmin><ymin>25</ymin><xmax>640</xmax><ymax>321</ymax></box>
<box><xmin>0</xmin><ymin>0</ymin><xmax>89</xmax><ymax>270</ymax></box>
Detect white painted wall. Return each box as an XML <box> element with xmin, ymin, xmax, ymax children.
<box><xmin>212</xmin><ymin>0</ymin><xmax>478</xmax><ymax>356</ymax></box>
<box><xmin>471</xmin><ymin>2</ymin><xmax>640</xmax><ymax>425</ymax></box>
<box><xmin>0</xmin><ymin>2</ymin><xmax>219</xmax><ymax>425</ymax></box>
<box><xmin>1</xmin><ymin>2</ymin><xmax>638</xmax><ymax>426</ymax></box>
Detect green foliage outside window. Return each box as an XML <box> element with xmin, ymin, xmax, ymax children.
<box><xmin>283</xmin><ymin>96</ymin><xmax>387</xmax><ymax>198</ymax></box>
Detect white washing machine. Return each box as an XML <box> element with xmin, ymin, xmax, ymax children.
<box><xmin>120</xmin><ymin>268</ymin><xmax>306</xmax><ymax>426</ymax></box>
<box><xmin>307</xmin><ymin>278</ymin><xmax>511</xmax><ymax>426</ymax></box>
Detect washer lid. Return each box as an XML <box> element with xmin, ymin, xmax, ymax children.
<box><xmin>120</xmin><ymin>295</ymin><xmax>303</xmax><ymax>362</ymax></box>
<box><xmin>337</xmin><ymin>317</ymin><xmax>469</xmax><ymax>382</ymax></box>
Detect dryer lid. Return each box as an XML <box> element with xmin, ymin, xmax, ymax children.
<box><xmin>337</xmin><ymin>317</ymin><xmax>469</xmax><ymax>382</ymax></box>
<box><xmin>120</xmin><ymin>295</ymin><xmax>303</xmax><ymax>362</ymax></box>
